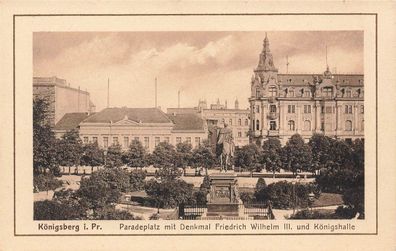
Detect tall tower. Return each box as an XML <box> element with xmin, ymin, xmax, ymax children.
<box><xmin>249</xmin><ymin>33</ymin><xmax>279</xmax><ymax>143</ymax></box>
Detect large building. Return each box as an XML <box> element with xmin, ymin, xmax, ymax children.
<box><xmin>249</xmin><ymin>34</ymin><xmax>364</xmax><ymax>144</ymax></box>
<box><xmin>167</xmin><ymin>99</ymin><xmax>250</xmax><ymax>147</ymax></box>
<box><xmin>74</xmin><ymin>107</ymin><xmax>207</xmax><ymax>152</ymax></box>
<box><xmin>33</xmin><ymin>76</ymin><xmax>96</xmax><ymax>126</ymax></box>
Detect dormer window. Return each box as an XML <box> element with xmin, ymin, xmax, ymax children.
<box><xmin>323</xmin><ymin>87</ymin><xmax>333</xmax><ymax>97</ymax></box>
<box><xmin>268</xmin><ymin>86</ymin><xmax>277</xmax><ymax>97</ymax></box>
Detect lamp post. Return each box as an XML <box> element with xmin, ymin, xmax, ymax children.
<box><xmin>292</xmin><ymin>175</ymin><xmax>301</xmax><ymax>215</ymax></box>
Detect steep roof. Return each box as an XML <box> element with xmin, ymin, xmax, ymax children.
<box><xmin>54</xmin><ymin>112</ymin><xmax>92</xmax><ymax>130</ymax></box>
<box><xmin>278</xmin><ymin>73</ymin><xmax>363</xmax><ymax>87</ymax></box>
<box><xmin>167</xmin><ymin>113</ymin><xmax>205</xmax><ymax>131</ymax></box>
<box><xmin>82</xmin><ymin>107</ymin><xmax>172</xmax><ymax>124</ymax></box>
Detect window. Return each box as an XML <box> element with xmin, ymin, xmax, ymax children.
<box><xmin>155</xmin><ymin>137</ymin><xmax>160</xmax><ymax>146</ymax></box>
<box><xmin>289</xmin><ymin>89</ymin><xmax>295</xmax><ymax>97</ymax></box>
<box><xmin>325</xmin><ymin>106</ymin><xmax>332</xmax><ymax>114</ymax></box>
<box><xmin>321</xmin><ymin>106</ymin><xmax>325</xmax><ymax>114</ymax></box>
<box><xmin>245</xmin><ymin>119</ymin><xmax>249</xmax><ymax>126</ymax></box>
<box><xmin>256</xmin><ymin>88</ymin><xmax>260</xmax><ymax>97</ymax></box>
<box><xmin>270</xmin><ymin>121</ymin><xmax>276</xmax><ymax>130</ymax></box>
<box><xmin>103</xmin><ymin>137</ymin><xmax>108</xmax><ymax>148</ymax></box>
<box><xmin>345</xmin><ymin>120</ymin><xmax>353</xmax><ymax>131</ymax></box>
<box><xmin>321</xmin><ymin>122</ymin><xmax>325</xmax><ymax>131</ymax></box>
<box><xmin>83</xmin><ymin>137</ymin><xmax>89</xmax><ymax>144</ymax></box>
<box><xmin>323</xmin><ymin>87</ymin><xmax>333</xmax><ymax>97</ymax></box>
<box><xmin>270</xmin><ymin>105</ymin><xmax>276</xmax><ymax>113</ymax></box>
<box><xmin>304</xmin><ymin>90</ymin><xmax>311</xmax><ymax>97</ymax></box>
<box><xmin>186</xmin><ymin>137</ymin><xmax>191</xmax><ymax>144</ymax></box>
<box><xmin>144</xmin><ymin>137</ymin><xmax>149</xmax><ymax>149</ymax></box>
<box><xmin>256</xmin><ymin>119</ymin><xmax>260</xmax><ymax>131</ymax></box>
<box><xmin>93</xmin><ymin>137</ymin><xmax>98</xmax><ymax>144</ymax></box>
<box><xmin>176</xmin><ymin>137</ymin><xmax>182</xmax><ymax>144</ymax></box>
<box><xmin>288</xmin><ymin>120</ymin><xmax>295</xmax><ymax>131</ymax></box>
<box><xmin>124</xmin><ymin>137</ymin><xmax>129</xmax><ymax>147</ymax></box>
<box><xmin>303</xmin><ymin>105</ymin><xmax>311</xmax><ymax>114</ymax></box>
<box><xmin>304</xmin><ymin>120</ymin><xmax>311</xmax><ymax>131</ymax></box>
<box><xmin>238</xmin><ymin>131</ymin><xmax>242</xmax><ymax>138</ymax></box>
<box><xmin>134</xmin><ymin>137</ymin><xmax>139</xmax><ymax>142</ymax></box>
<box><xmin>360</xmin><ymin>105</ymin><xmax>364</xmax><ymax>114</ymax></box>
<box><xmin>288</xmin><ymin>105</ymin><xmax>295</xmax><ymax>113</ymax></box>
<box><xmin>346</xmin><ymin>90</ymin><xmax>352</xmax><ymax>97</ymax></box>
<box><xmin>238</xmin><ymin>119</ymin><xmax>242</xmax><ymax>126</ymax></box>
<box><xmin>164</xmin><ymin>137</ymin><xmax>170</xmax><ymax>143</ymax></box>
<box><xmin>256</xmin><ymin>105</ymin><xmax>260</xmax><ymax>113</ymax></box>
<box><xmin>345</xmin><ymin>105</ymin><xmax>353</xmax><ymax>114</ymax></box>
<box><xmin>268</xmin><ymin>86</ymin><xmax>277</xmax><ymax>97</ymax></box>
<box><xmin>113</xmin><ymin>137</ymin><xmax>118</xmax><ymax>145</ymax></box>
<box><xmin>195</xmin><ymin>137</ymin><xmax>200</xmax><ymax>146</ymax></box>
<box><xmin>229</xmin><ymin>119</ymin><xmax>233</xmax><ymax>125</ymax></box>
<box><xmin>361</xmin><ymin>120</ymin><xmax>364</xmax><ymax>131</ymax></box>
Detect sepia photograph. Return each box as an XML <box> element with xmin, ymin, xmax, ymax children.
<box><xmin>32</xmin><ymin>30</ymin><xmax>365</xmax><ymax>223</ymax></box>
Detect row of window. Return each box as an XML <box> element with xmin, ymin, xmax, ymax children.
<box><xmin>254</xmin><ymin>104</ymin><xmax>363</xmax><ymax>114</ymax></box>
<box><xmin>219</xmin><ymin>118</ymin><xmax>249</xmax><ymax>126</ymax></box>
<box><xmin>257</xmin><ymin>86</ymin><xmax>363</xmax><ymax>98</ymax></box>
<box><xmin>253</xmin><ymin>119</ymin><xmax>364</xmax><ymax>131</ymax></box>
<box><xmin>83</xmin><ymin>136</ymin><xmax>201</xmax><ymax>149</ymax></box>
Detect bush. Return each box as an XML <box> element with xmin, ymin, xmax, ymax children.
<box><xmin>95</xmin><ymin>206</ymin><xmax>141</xmax><ymax>220</ymax></box>
<box><xmin>239</xmin><ymin>191</ymin><xmax>254</xmax><ymax>204</ymax></box>
<box><xmin>33</xmin><ymin>174</ymin><xmax>63</xmax><ymax>192</ymax></box>
<box><xmin>289</xmin><ymin>209</ymin><xmax>342</xmax><ymax>219</ymax></box>
<box><xmin>34</xmin><ymin>200</ymin><xmax>86</xmax><ymax>220</ymax></box>
<box><xmin>334</xmin><ymin>206</ymin><xmax>357</xmax><ymax>219</ymax></box>
<box><xmin>255</xmin><ymin>181</ymin><xmax>312</xmax><ymax>209</ymax></box>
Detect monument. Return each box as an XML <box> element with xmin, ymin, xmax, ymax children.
<box><xmin>206</xmin><ymin>173</ymin><xmax>241</xmax><ymax>217</ymax></box>
<box><xmin>206</xmin><ymin>124</ymin><xmax>241</xmax><ymax>217</ymax></box>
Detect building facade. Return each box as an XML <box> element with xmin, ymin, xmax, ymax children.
<box><xmin>249</xmin><ymin>35</ymin><xmax>364</xmax><ymax>144</ymax></box>
<box><xmin>167</xmin><ymin>99</ymin><xmax>250</xmax><ymax>147</ymax></box>
<box><xmin>33</xmin><ymin>76</ymin><xmax>96</xmax><ymax>126</ymax></box>
<box><xmin>77</xmin><ymin>107</ymin><xmax>207</xmax><ymax>152</ymax></box>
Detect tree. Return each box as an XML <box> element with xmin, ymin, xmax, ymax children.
<box><xmin>192</xmin><ymin>143</ymin><xmax>216</xmax><ymax>175</ymax></box>
<box><xmin>281</xmin><ymin>134</ymin><xmax>312</xmax><ymax>176</ymax></box>
<box><xmin>105</xmin><ymin>144</ymin><xmax>124</xmax><ymax>168</ymax></box>
<box><xmin>308</xmin><ymin>133</ymin><xmax>333</xmax><ymax>174</ymax></box>
<box><xmin>175</xmin><ymin>142</ymin><xmax>193</xmax><ymax>176</ymax></box>
<box><xmin>77</xmin><ymin>168</ymin><xmax>130</xmax><ymax>213</ymax></box>
<box><xmin>128</xmin><ymin>170</ymin><xmax>146</xmax><ymax>191</ymax></box>
<box><xmin>80</xmin><ymin>142</ymin><xmax>104</xmax><ymax>173</ymax></box>
<box><xmin>254</xmin><ymin>177</ymin><xmax>268</xmax><ymax>202</ymax></box>
<box><xmin>95</xmin><ymin>206</ymin><xmax>140</xmax><ymax>220</ymax></box>
<box><xmin>33</xmin><ymin>98</ymin><xmax>59</xmax><ymax>175</ymax></box>
<box><xmin>145</xmin><ymin>178</ymin><xmax>195</xmax><ymax>213</ymax></box>
<box><xmin>261</xmin><ymin>138</ymin><xmax>282</xmax><ymax>178</ymax></box>
<box><xmin>234</xmin><ymin>143</ymin><xmax>261</xmax><ymax>176</ymax></box>
<box><xmin>34</xmin><ymin>200</ymin><xmax>86</xmax><ymax>220</ymax></box>
<box><xmin>123</xmin><ymin>139</ymin><xmax>147</xmax><ymax>169</ymax></box>
<box><xmin>57</xmin><ymin>129</ymin><xmax>83</xmax><ymax>175</ymax></box>
<box><xmin>151</xmin><ymin>142</ymin><xmax>181</xmax><ymax>180</ymax></box>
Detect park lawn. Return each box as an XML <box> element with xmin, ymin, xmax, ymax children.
<box><xmin>312</xmin><ymin>193</ymin><xmax>343</xmax><ymax>207</ymax></box>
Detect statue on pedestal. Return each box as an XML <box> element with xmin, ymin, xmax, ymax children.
<box><xmin>217</xmin><ymin>123</ymin><xmax>235</xmax><ymax>172</ymax></box>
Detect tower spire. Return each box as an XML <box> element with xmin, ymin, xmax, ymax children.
<box><xmin>257</xmin><ymin>32</ymin><xmax>277</xmax><ymax>72</ymax></box>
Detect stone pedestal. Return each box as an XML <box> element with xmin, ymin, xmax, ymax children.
<box><xmin>206</xmin><ymin>173</ymin><xmax>240</xmax><ymax>217</ymax></box>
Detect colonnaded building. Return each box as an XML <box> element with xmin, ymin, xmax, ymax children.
<box><xmin>54</xmin><ymin>107</ymin><xmax>207</xmax><ymax>152</ymax></box>
<box><xmin>249</xmin><ymin>34</ymin><xmax>364</xmax><ymax>144</ymax></box>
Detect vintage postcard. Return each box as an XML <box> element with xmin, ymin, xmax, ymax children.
<box><xmin>1</xmin><ymin>1</ymin><xmax>395</xmax><ymax>251</ymax></box>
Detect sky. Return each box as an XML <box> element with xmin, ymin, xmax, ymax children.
<box><xmin>33</xmin><ymin>31</ymin><xmax>363</xmax><ymax>111</ymax></box>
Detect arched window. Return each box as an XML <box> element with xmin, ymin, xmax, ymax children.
<box><xmin>256</xmin><ymin>119</ymin><xmax>260</xmax><ymax>131</ymax></box>
<box><xmin>345</xmin><ymin>120</ymin><xmax>353</xmax><ymax>131</ymax></box>
<box><xmin>288</xmin><ymin>120</ymin><xmax>295</xmax><ymax>131</ymax></box>
<box><xmin>238</xmin><ymin>118</ymin><xmax>242</xmax><ymax>126</ymax></box>
<box><xmin>245</xmin><ymin>119</ymin><xmax>249</xmax><ymax>126</ymax></box>
<box><xmin>304</xmin><ymin>120</ymin><xmax>311</xmax><ymax>131</ymax></box>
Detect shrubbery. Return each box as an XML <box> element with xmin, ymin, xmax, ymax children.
<box><xmin>33</xmin><ymin>174</ymin><xmax>63</xmax><ymax>192</ymax></box>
